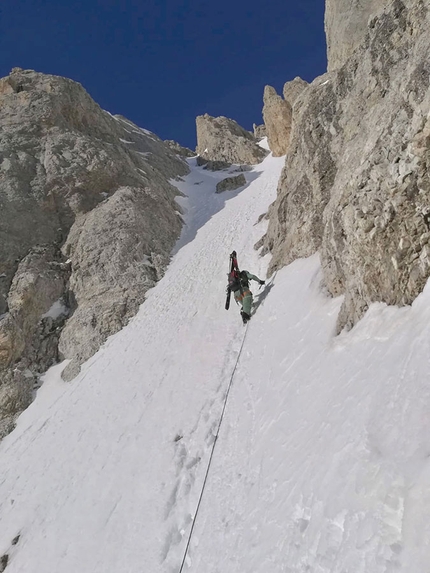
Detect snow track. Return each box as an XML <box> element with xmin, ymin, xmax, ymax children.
<box><xmin>178</xmin><ymin>319</ymin><xmax>250</xmax><ymax>573</ymax></box>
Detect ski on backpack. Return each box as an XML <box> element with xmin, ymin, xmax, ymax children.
<box><xmin>225</xmin><ymin>251</ymin><xmax>265</xmax><ymax>323</ymax></box>
<box><xmin>225</xmin><ymin>250</ymin><xmax>239</xmax><ymax>310</ymax></box>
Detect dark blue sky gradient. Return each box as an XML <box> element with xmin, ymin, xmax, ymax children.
<box><xmin>0</xmin><ymin>0</ymin><xmax>327</xmax><ymax>148</ymax></box>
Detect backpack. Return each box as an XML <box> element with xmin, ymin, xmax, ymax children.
<box><xmin>228</xmin><ymin>270</ymin><xmax>249</xmax><ymax>292</ymax></box>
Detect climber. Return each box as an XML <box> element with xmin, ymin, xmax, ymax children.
<box><xmin>229</xmin><ymin>269</ymin><xmax>265</xmax><ymax>324</ymax></box>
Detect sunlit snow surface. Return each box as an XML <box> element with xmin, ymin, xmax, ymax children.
<box><xmin>1</xmin><ymin>152</ymin><xmax>430</xmax><ymax>572</ymax></box>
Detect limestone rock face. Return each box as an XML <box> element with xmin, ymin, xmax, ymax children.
<box><xmin>0</xmin><ymin>68</ymin><xmax>189</xmax><ymax>432</ymax></box>
<box><xmin>263</xmin><ymin>0</ymin><xmax>430</xmax><ymax>332</ymax></box>
<box><xmin>164</xmin><ymin>139</ymin><xmax>195</xmax><ymax>157</ymax></box>
<box><xmin>196</xmin><ymin>114</ymin><xmax>268</xmax><ymax>165</ymax></box>
<box><xmin>0</xmin><ymin>245</ymin><xmax>69</xmax><ymax>438</ymax></box>
<box><xmin>0</xmin><ymin>369</ymin><xmax>33</xmax><ymax>439</ymax></box>
<box><xmin>282</xmin><ymin>77</ymin><xmax>309</xmax><ymax>107</ymax></box>
<box><xmin>262</xmin><ymin>86</ymin><xmax>292</xmax><ymax>157</ymax></box>
<box><xmin>59</xmin><ymin>185</ymin><xmax>182</xmax><ymax>380</ymax></box>
<box><xmin>325</xmin><ymin>0</ymin><xmax>388</xmax><ymax>71</ymax></box>
<box><xmin>253</xmin><ymin>123</ymin><xmax>267</xmax><ymax>139</ymax></box>
<box><xmin>215</xmin><ymin>174</ymin><xmax>246</xmax><ymax>194</ymax></box>
<box><xmin>0</xmin><ymin>246</ymin><xmax>67</xmax><ymax>370</ymax></box>
<box><xmin>196</xmin><ymin>156</ymin><xmax>231</xmax><ymax>171</ymax></box>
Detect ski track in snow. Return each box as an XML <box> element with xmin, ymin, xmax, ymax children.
<box><xmin>1</xmin><ymin>152</ymin><xmax>430</xmax><ymax>572</ymax></box>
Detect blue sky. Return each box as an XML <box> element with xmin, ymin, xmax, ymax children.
<box><xmin>0</xmin><ymin>0</ymin><xmax>327</xmax><ymax>148</ymax></box>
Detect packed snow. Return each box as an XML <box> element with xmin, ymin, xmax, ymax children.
<box><xmin>41</xmin><ymin>299</ymin><xmax>68</xmax><ymax>320</ymax></box>
<box><xmin>1</xmin><ymin>151</ymin><xmax>430</xmax><ymax>572</ymax></box>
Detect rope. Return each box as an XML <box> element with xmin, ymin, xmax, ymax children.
<box><xmin>178</xmin><ymin>325</ymin><xmax>249</xmax><ymax>572</ymax></box>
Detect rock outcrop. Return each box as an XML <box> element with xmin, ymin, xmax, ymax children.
<box><xmin>263</xmin><ymin>0</ymin><xmax>430</xmax><ymax>332</ymax></box>
<box><xmin>0</xmin><ymin>246</ymin><xmax>68</xmax><ymax>369</ymax></box>
<box><xmin>0</xmin><ymin>68</ymin><xmax>189</xmax><ymax>435</ymax></box>
<box><xmin>216</xmin><ymin>174</ymin><xmax>246</xmax><ymax>194</ymax></box>
<box><xmin>164</xmin><ymin>139</ymin><xmax>195</xmax><ymax>157</ymax></box>
<box><xmin>59</xmin><ymin>185</ymin><xmax>182</xmax><ymax>381</ymax></box>
<box><xmin>196</xmin><ymin>157</ymin><xmax>231</xmax><ymax>171</ymax></box>
<box><xmin>282</xmin><ymin>77</ymin><xmax>309</xmax><ymax>107</ymax></box>
<box><xmin>196</xmin><ymin>114</ymin><xmax>268</xmax><ymax>166</ymax></box>
<box><xmin>253</xmin><ymin>123</ymin><xmax>267</xmax><ymax>139</ymax></box>
<box><xmin>325</xmin><ymin>0</ymin><xmax>388</xmax><ymax>71</ymax></box>
<box><xmin>262</xmin><ymin>86</ymin><xmax>292</xmax><ymax>157</ymax></box>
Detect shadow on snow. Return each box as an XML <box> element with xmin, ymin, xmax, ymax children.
<box><xmin>172</xmin><ymin>158</ymin><xmax>264</xmax><ymax>254</ymax></box>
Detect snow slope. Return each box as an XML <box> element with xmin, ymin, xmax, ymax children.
<box><xmin>1</xmin><ymin>150</ymin><xmax>430</xmax><ymax>572</ymax></box>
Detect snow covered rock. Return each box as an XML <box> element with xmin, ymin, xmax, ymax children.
<box><xmin>262</xmin><ymin>85</ymin><xmax>292</xmax><ymax>157</ymax></box>
<box><xmin>215</xmin><ymin>174</ymin><xmax>246</xmax><ymax>194</ymax></box>
<box><xmin>264</xmin><ymin>0</ymin><xmax>430</xmax><ymax>332</ymax></box>
<box><xmin>0</xmin><ymin>68</ymin><xmax>189</xmax><ymax>430</ymax></box>
<box><xmin>196</xmin><ymin>113</ymin><xmax>268</xmax><ymax>166</ymax></box>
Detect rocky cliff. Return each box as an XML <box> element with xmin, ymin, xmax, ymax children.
<box><xmin>0</xmin><ymin>68</ymin><xmax>189</xmax><ymax>436</ymax></box>
<box><xmin>4</xmin><ymin>0</ymin><xmax>428</xmax><ymax>435</ymax></box>
<box><xmin>262</xmin><ymin>0</ymin><xmax>430</xmax><ymax>332</ymax></box>
<box><xmin>325</xmin><ymin>0</ymin><xmax>388</xmax><ymax>71</ymax></box>
<box><xmin>164</xmin><ymin>139</ymin><xmax>195</xmax><ymax>157</ymax></box>
<box><xmin>196</xmin><ymin>113</ymin><xmax>268</xmax><ymax>166</ymax></box>
<box><xmin>262</xmin><ymin>86</ymin><xmax>292</xmax><ymax>157</ymax></box>
<box><xmin>282</xmin><ymin>77</ymin><xmax>308</xmax><ymax>107</ymax></box>
<box><xmin>262</xmin><ymin>79</ymin><xmax>308</xmax><ymax>157</ymax></box>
